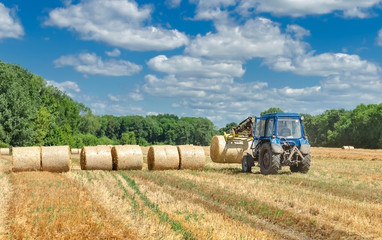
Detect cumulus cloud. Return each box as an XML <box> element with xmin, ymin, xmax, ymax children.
<box><xmin>237</xmin><ymin>0</ymin><xmax>381</xmax><ymax>17</ymax></box>
<box><xmin>266</xmin><ymin>53</ymin><xmax>380</xmax><ymax>77</ymax></box>
<box><xmin>107</xmin><ymin>88</ymin><xmax>144</xmax><ymax>102</ymax></box>
<box><xmin>90</xmin><ymin>102</ymin><xmax>144</xmax><ymax>115</ymax></box>
<box><xmin>190</xmin><ymin>0</ymin><xmax>235</xmax><ymax>20</ymax></box>
<box><xmin>0</xmin><ymin>3</ymin><xmax>24</xmax><ymax>40</ymax></box>
<box><xmin>46</xmin><ymin>80</ymin><xmax>80</xmax><ymax>97</ymax></box>
<box><xmin>105</xmin><ymin>48</ymin><xmax>121</xmax><ymax>57</ymax></box>
<box><xmin>54</xmin><ymin>52</ymin><xmax>142</xmax><ymax>76</ymax></box>
<box><xmin>44</xmin><ymin>0</ymin><xmax>188</xmax><ymax>51</ymax></box>
<box><xmin>147</xmin><ymin>55</ymin><xmax>245</xmax><ymax>78</ymax></box>
<box><xmin>165</xmin><ymin>0</ymin><xmax>182</xmax><ymax>8</ymax></box>
<box><xmin>186</xmin><ymin>18</ymin><xmax>290</xmax><ymax>60</ymax></box>
<box><xmin>377</xmin><ymin>29</ymin><xmax>382</xmax><ymax>46</ymax></box>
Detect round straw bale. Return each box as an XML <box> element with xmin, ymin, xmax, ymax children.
<box><xmin>349</xmin><ymin>146</ymin><xmax>355</xmax><ymax>150</ymax></box>
<box><xmin>177</xmin><ymin>145</ymin><xmax>205</xmax><ymax>170</ymax></box>
<box><xmin>0</xmin><ymin>148</ymin><xmax>10</xmax><ymax>155</ymax></box>
<box><xmin>41</xmin><ymin>146</ymin><xmax>71</xmax><ymax>172</ymax></box>
<box><xmin>342</xmin><ymin>146</ymin><xmax>350</xmax><ymax>150</ymax></box>
<box><xmin>71</xmin><ymin>148</ymin><xmax>80</xmax><ymax>154</ymax></box>
<box><xmin>12</xmin><ymin>146</ymin><xmax>41</xmax><ymax>172</ymax></box>
<box><xmin>111</xmin><ymin>145</ymin><xmax>143</xmax><ymax>170</ymax></box>
<box><xmin>210</xmin><ymin>135</ymin><xmax>252</xmax><ymax>163</ymax></box>
<box><xmin>80</xmin><ymin>146</ymin><xmax>112</xmax><ymax>170</ymax></box>
<box><xmin>147</xmin><ymin>145</ymin><xmax>179</xmax><ymax>170</ymax></box>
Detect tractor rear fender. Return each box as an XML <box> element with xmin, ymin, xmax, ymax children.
<box><xmin>300</xmin><ymin>144</ymin><xmax>310</xmax><ymax>155</ymax></box>
<box><xmin>271</xmin><ymin>143</ymin><xmax>283</xmax><ymax>154</ymax></box>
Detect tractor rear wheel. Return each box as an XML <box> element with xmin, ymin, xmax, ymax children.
<box><xmin>242</xmin><ymin>153</ymin><xmax>254</xmax><ymax>173</ymax></box>
<box><xmin>259</xmin><ymin>143</ymin><xmax>280</xmax><ymax>175</ymax></box>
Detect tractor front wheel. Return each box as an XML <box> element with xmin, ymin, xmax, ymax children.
<box><xmin>259</xmin><ymin>143</ymin><xmax>280</xmax><ymax>175</ymax></box>
<box><xmin>289</xmin><ymin>154</ymin><xmax>310</xmax><ymax>173</ymax></box>
<box><xmin>242</xmin><ymin>153</ymin><xmax>254</xmax><ymax>173</ymax></box>
<box><xmin>299</xmin><ymin>154</ymin><xmax>311</xmax><ymax>173</ymax></box>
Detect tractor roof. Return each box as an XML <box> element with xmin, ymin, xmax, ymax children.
<box><xmin>260</xmin><ymin>112</ymin><xmax>301</xmax><ymax>118</ymax></box>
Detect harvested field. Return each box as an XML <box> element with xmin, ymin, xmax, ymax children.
<box><xmin>0</xmin><ymin>147</ymin><xmax>381</xmax><ymax>239</ymax></box>
<box><xmin>311</xmin><ymin>147</ymin><xmax>382</xmax><ymax>161</ymax></box>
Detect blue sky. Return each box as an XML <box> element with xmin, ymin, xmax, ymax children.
<box><xmin>1</xmin><ymin>0</ymin><xmax>382</xmax><ymax>127</ymax></box>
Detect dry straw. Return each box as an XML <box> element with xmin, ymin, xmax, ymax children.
<box><xmin>177</xmin><ymin>145</ymin><xmax>206</xmax><ymax>170</ymax></box>
<box><xmin>71</xmin><ymin>148</ymin><xmax>80</xmax><ymax>154</ymax></box>
<box><xmin>210</xmin><ymin>135</ymin><xmax>252</xmax><ymax>163</ymax></box>
<box><xmin>147</xmin><ymin>145</ymin><xmax>179</xmax><ymax>170</ymax></box>
<box><xmin>41</xmin><ymin>146</ymin><xmax>71</xmax><ymax>172</ymax></box>
<box><xmin>111</xmin><ymin>145</ymin><xmax>143</xmax><ymax>170</ymax></box>
<box><xmin>80</xmin><ymin>145</ymin><xmax>113</xmax><ymax>170</ymax></box>
<box><xmin>0</xmin><ymin>148</ymin><xmax>9</xmax><ymax>155</ymax></box>
<box><xmin>12</xmin><ymin>146</ymin><xmax>41</xmax><ymax>172</ymax></box>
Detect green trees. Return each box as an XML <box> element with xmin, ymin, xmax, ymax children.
<box><xmin>302</xmin><ymin>104</ymin><xmax>382</xmax><ymax>149</ymax></box>
<box><xmin>93</xmin><ymin>114</ymin><xmax>218</xmax><ymax>146</ymax></box>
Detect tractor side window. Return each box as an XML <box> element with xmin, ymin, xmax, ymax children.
<box><xmin>259</xmin><ymin>119</ymin><xmax>266</xmax><ymax>137</ymax></box>
<box><xmin>255</xmin><ymin>118</ymin><xmax>261</xmax><ymax>137</ymax></box>
<box><xmin>265</xmin><ymin>119</ymin><xmax>274</xmax><ymax>137</ymax></box>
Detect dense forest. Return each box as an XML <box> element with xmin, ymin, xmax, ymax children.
<box><xmin>1</xmin><ymin>60</ymin><xmax>382</xmax><ymax>149</ymax></box>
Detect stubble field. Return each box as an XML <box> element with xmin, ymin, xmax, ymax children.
<box><xmin>0</xmin><ymin>147</ymin><xmax>381</xmax><ymax>239</ymax></box>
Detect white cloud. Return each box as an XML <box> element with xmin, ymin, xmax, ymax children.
<box><xmin>286</xmin><ymin>25</ymin><xmax>310</xmax><ymax>40</ymax></box>
<box><xmin>0</xmin><ymin>3</ymin><xmax>24</xmax><ymax>40</ymax></box>
<box><xmin>377</xmin><ymin>29</ymin><xmax>382</xmax><ymax>46</ymax></box>
<box><xmin>91</xmin><ymin>102</ymin><xmax>144</xmax><ymax>115</ymax></box>
<box><xmin>108</xmin><ymin>88</ymin><xmax>144</xmax><ymax>102</ymax></box>
<box><xmin>44</xmin><ymin>0</ymin><xmax>188</xmax><ymax>51</ymax></box>
<box><xmin>185</xmin><ymin>18</ymin><xmax>289</xmax><ymax>60</ymax></box>
<box><xmin>237</xmin><ymin>0</ymin><xmax>381</xmax><ymax>17</ymax></box>
<box><xmin>128</xmin><ymin>90</ymin><xmax>144</xmax><ymax>101</ymax></box>
<box><xmin>46</xmin><ymin>80</ymin><xmax>81</xmax><ymax>97</ymax></box>
<box><xmin>166</xmin><ymin>0</ymin><xmax>182</xmax><ymax>8</ymax></box>
<box><xmin>54</xmin><ymin>52</ymin><xmax>142</xmax><ymax>76</ymax></box>
<box><xmin>105</xmin><ymin>48</ymin><xmax>121</xmax><ymax>57</ymax></box>
<box><xmin>192</xmin><ymin>0</ymin><xmax>236</xmax><ymax>20</ymax></box>
<box><xmin>266</xmin><ymin>53</ymin><xmax>380</xmax><ymax>77</ymax></box>
<box><xmin>147</xmin><ymin>55</ymin><xmax>245</xmax><ymax>78</ymax></box>
<box><xmin>108</xmin><ymin>94</ymin><xmax>120</xmax><ymax>102</ymax></box>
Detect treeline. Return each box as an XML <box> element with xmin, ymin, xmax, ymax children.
<box><xmin>0</xmin><ymin>61</ymin><xmax>217</xmax><ymax>148</ymax></box>
<box><xmin>2</xmin><ymin>60</ymin><xmax>382</xmax><ymax>149</ymax></box>
<box><xmin>302</xmin><ymin>104</ymin><xmax>382</xmax><ymax>149</ymax></box>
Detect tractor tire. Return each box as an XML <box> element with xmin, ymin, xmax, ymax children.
<box><xmin>289</xmin><ymin>164</ymin><xmax>299</xmax><ymax>172</ymax></box>
<box><xmin>259</xmin><ymin>143</ymin><xmax>280</xmax><ymax>175</ymax></box>
<box><xmin>299</xmin><ymin>154</ymin><xmax>311</xmax><ymax>173</ymax></box>
<box><xmin>242</xmin><ymin>153</ymin><xmax>254</xmax><ymax>173</ymax></box>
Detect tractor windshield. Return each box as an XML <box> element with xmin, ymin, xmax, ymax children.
<box><xmin>277</xmin><ymin>118</ymin><xmax>302</xmax><ymax>138</ymax></box>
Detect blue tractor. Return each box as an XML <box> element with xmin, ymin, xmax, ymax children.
<box><xmin>226</xmin><ymin>113</ymin><xmax>310</xmax><ymax>174</ymax></box>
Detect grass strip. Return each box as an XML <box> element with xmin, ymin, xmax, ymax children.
<box><xmin>118</xmin><ymin>171</ymin><xmax>194</xmax><ymax>240</ymax></box>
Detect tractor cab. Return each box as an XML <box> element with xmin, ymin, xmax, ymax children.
<box><xmin>253</xmin><ymin>112</ymin><xmax>309</xmax><ymax>148</ymax></box>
